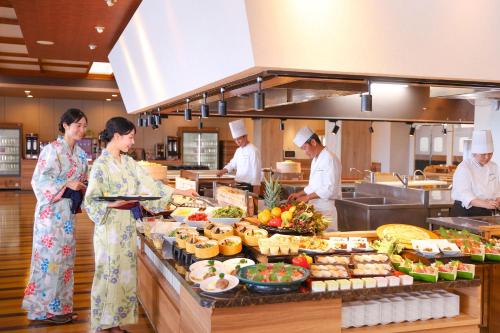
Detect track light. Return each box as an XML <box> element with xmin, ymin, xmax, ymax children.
<box><xmin>369</xmin><ymin>122</ymin><xmax>374</xmax><ymax>134</ymax></box>
<box><xmin>254</xmin><ymin>76</ymin><xmax>265</xmax><ymax>111</ymax></box>
<box><xmin>184</xmin><ymin>98</ymin><xmax>192</xmax><ymax>121</ymax></box>
<box><xmin>361</xmin><ymin>80</ymin><xmax>373</xmax><ymax>112</ymax></box>
<box><xmin>201</xmin><ymin>92</ymin><xmax>210</xmax><ymax>118</ymax></box>
<box><xmin>409</xmin><ymin>124</ymin><xmax>416</xmax><ymax>136</ymax></box>
<box><xmin>280</xmin><ymin>119</ymin><xmax>285</xmax><ymax>131</ymax></box>
<box><xmin>137</xmin><ymin>114</ymin><xmax>143</xmax><ymax>127</ymax></box>
<box><xmin>198</xmin><ymin>117</ymin><xmax>203</xmax><ymax>129</ymax></box>
<box><xmin>218</xmin><ymin>87</ymin><xmax>227</xmax><ymax>116</ymax></box>
<box><xmin>331</xmin><ymin>120</ymin><xmax>340</xmax><ymax>135</ymax></box>
<box><xmin>442</xmin><ymin>124</ymin><xmax>447</xmax><ymax>135</ymax></box>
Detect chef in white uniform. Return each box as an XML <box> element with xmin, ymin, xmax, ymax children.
<box><xmin>451</xmin><ymin>129</ymin><xmax>500</xmax><ymax>216</ymax></box>
<box><xmin>288</xmin><ymin>126</ymin><xmax>342</xmax><ymax>230</ymax></box>
<box><xmin>216</xmin><ymin>119</ymin><xmax>262</xmax><ymax>193</ymax></box>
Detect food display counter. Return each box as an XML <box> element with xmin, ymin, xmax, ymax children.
<box><xmin>136</xmin><ymin>233</ymin><xmax>482</xmax><ymax>333</ymax></box>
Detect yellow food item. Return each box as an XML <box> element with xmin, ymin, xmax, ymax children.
<box><xmin>281</xmin><ymin>211</ymin><xmax>292</xmax><ymax>223</ymax></box>
<box><xmin>244</xmin><ymin>229</ymin><xmax>269</xmax><ymax>247</ymax></box>
<box><xmin>218</xmin><ymin>236</ymin><xmax>243</xmax><ymax>256</ymax></box>
<box><xmin>376</xmin><ymin>224</ymin><xmax>438</xmax><ymax>249</ymax></box>
<box><xmin>258</xmin><ymin>209</ymin><xmax>272</xmax><ymax>224</ymax></box>
<box><xmin>194</xmin><ymin>240</ymin><xmax>219</xmax><ymax>259</ymax></box>
<box><xmin>271</xmin><ymin>207</ymin><xmax>282</xmax><ymax>217</ymax></box>
<box><xmin>289</xmin><ymin>206</ymin><xmax>296</xmax><ymax>214</ymax></box>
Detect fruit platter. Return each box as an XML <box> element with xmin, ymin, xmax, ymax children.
<box><xmin>237</xmin><ymin>263</ymin><xmax>309</xmax><ymax>293</ymax></box>
<box><xmin>258</xmin><ymin>202</ymin><xmax>329</xmax><ymax>235</ymax></box>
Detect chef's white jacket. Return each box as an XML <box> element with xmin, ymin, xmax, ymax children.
<box><xmin>224</xmin><ymin>143</ymin><xmax>262</xmax><ymax>186</ymax></box>
<box><xmin>304</xmin><ymin>148</ymin><xmax>342</xmax><ymax>230</ymax></box>
<box><xmin>452</xmin><ymin>157</ymin><xmax>500</xmax><ymax>209</ymax></box>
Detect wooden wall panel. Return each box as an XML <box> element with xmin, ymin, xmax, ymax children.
<box><xmin>38</xmin><ymin>98</ymin><xmax>54</xmax><ymax>141</ymax></box>
<box><xmin>82</xmin><ymin>100</ymin><xmax>104</xmax><ymax>137</ymax></box>
<box><xmin>340</xmin><ymin>120</ymin><xmax>372</xmax><ymax>177</ymax></box>
<box><xmin>0</xmin><ymin>96</ymin><xmax>5</xmax><ymax>122</ymax></box>
<box><xmin>260</xmin><ymin>118</ymin><xmax>284</xmax><ymax>169</ymax></box>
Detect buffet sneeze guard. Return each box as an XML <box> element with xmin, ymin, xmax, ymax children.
<box><xmin>213</xmin><ymin>183</ymin><xmax>252</xmax><ymax>216</ymax></box>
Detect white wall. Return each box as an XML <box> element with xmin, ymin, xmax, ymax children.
<box><xmin>370</xmin><ymin>122</ymin><xmax>411</xmax><ymax>174</ymax></box>
<box><xmin>474</xmin><ymin>100</ymin><xmax>500</xmax><ymax>164</ymax></box>
<box><xmin>371</xmin><ymin>122</ymin><xmax>391</xmax><ymax>172</ymax></box>
<box><xmin>283</xmin><ymin>119</ymin><xmax>324</xmax><ymax>159</ymax></box>
<box><xmin>390</xmin><ymin>123</ymin><xmax>411</xmax><ymax>174</ymax></box>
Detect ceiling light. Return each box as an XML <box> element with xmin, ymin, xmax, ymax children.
<box><xmin>254</xmin><ymin>76</ymin><xmax>265</xmax><ymax>111</ymax></box>
<box><xmin>184</xmin><ymin>98</ymin><xmax>192</xmax><ymax>121</ymax></box>
<box><xmin>361</xmin><ymin>80</ymin><xmax>372</xmax><ymax>112</ymax></box>
<box><xmin>198</xmin><ymin>117</ymin><xmax>203</xmax><ymax>130</ymax></box>
<box><xmin>111</xmin><ymin>94</ymin><xmax>118</xmax><ymax>97</ymax></box>
<box><xmin>331</xmin><ymin>120</ymin><xmax>340</xmax><ymax>135</ymax></box>
<box><xmin>27</xmin><ymin>95</ymin><xmax>33</xmax><ymax>98</ymax></box>
<box><xmin>409</xmin><ymin>124</ymin><xmax>416</xmax><ymax>136</ymax></box>
<box><xmin>201</xmin><ymin>92</ymin><xmax>209</xmax><ymax>118</ymax></box>
<box><xmin>89</xmin><ymin>62</ymin><xmax>113</xmax><ymax>75</ymax></box>
<box><xmin>36</xmin><ymin>40</ymin><xmax>54</xmax><ymax>45</ymax></box>
<box><xmin>369</xmin><ymin>122</ymin><xmax>374</xmax><ymax>134</ymax></box>
<box><xmin>442</xmin><ymin>124</ymin><xmax>447</xmax><ymax>135</ymax></box>
<box><xmin>218</xmin><ymin>87</ymin><xmax>227</xmax><ymax>116</ymax></box>
<box><xmin>88</xmin><ymin>44</ymin><xmax>97</xmax><ymax>50</ymax></box>
<box><xmin>95</xmin><ymin>26</ymin><xmax>105</xmax><ymax>34</ymax></box>
<box><xmin>105</xmin><ymin>0</ymin><xmax>118</xmax><ymax>7</ymax></box>
<box><xmin>105</xmin><ymin>98</ymin><xmax>111</xmax><ymax>101</ymax></box>
<box><xmin>24</xmin><ymin>90</ymin><xmax>30</xmax><ymax>94</ymax></box>
<box><xmin>280</xmin><ymin>119</ymin><xmax>285</xmax><ymax>131</ymax></box>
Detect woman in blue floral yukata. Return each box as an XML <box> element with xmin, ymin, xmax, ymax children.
<box><xmin>84</xmin><ymin>117</ymin><xmax>197</xmax><ymax>333</ymax></box>
<box><xmin>22</xmin><ymin>108</ymin><xmax>89</xmax><ymax>324</ymax></box>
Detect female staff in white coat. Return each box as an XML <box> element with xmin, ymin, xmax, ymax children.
<box><xmin>216</xmin><ymin>119</ymin><xmax>262</xmax><ymax>193</ymax></box>
<box><xmin>451</xmin><ymin>129</ymin><xmax>500</xmax><ymax>216</ymax></box>
<box><xmin>288</xmin><ymin>126</ymin><xmax>342</xmax><ymax>231</ymax></box>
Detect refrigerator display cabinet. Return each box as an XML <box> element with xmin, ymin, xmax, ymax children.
<box><xmin>0</xmin><ymin>125</ymin><xmax>21</xmax><ymax>177</ymax></box>
<box><xmin>180</xmin><ymin>128</ymin><xmax>219</xmax><ymax>170</ymax></box>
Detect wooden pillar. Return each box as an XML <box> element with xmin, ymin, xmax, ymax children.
<box><xmin>254</xmin><ymin>118</ymin><xmax>283</xmax><ymax>169</ymax></box>
<box><xmin>340</xmin><ymin>120</ymin><xmax>372</xmax><ymax>177</ymax></box>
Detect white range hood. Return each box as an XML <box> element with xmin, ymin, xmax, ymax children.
<box><xmin>109</xmin><ymin>0</ymin><xmax>500</xmax><ymax>114</ymax></box>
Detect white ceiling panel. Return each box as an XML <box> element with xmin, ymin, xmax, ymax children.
<box><xmin>0</xmin><ymin>8</ymin><xmax>17</xmax><ymax>20</ymax></box>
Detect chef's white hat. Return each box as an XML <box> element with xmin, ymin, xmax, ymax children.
<box><xmin>229</xmin><ymin>119</ymin><xmax>247</xmax><ymax>139</ymax></box>
<box><xmin>293</xmin><ymin>126</ymin><xmax>315</xmax><ymax>147</ymax></box>
<box><xmin>471</xmin><ymin>129</ymin><xmax>494</xmax><ymax>154</ymax></box>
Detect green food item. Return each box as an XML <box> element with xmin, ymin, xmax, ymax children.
<box><xmin>212</xmin><ymin>206</ymin><xmax>245</xmax><ymax>218</ymax></box>
<box><xmin>372</xmin><ymin>236</ymin><xmax>405</xmax><ymax>255</ymax></box>
<box><xmin>264</xmin><ymin>176</ymin><xmax>281</xmax><ymax>209</ymax></box>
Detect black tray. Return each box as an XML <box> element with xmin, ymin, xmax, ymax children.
<box><xmin>245</xmin><ymin>283</ymin><xmax>302</xmax><ymax>294</ymax></box>
<box><xmin>260</xmin><ymin>225</ymin><xmax>314</xmax><ymax>236</ymax></box>
<box><xmin>97</xmin><ymin>196</ymin><xmax>161</xmax><ymax>202</ymax></box>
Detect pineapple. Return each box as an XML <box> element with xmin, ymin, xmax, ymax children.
<box><xmin>264</xmin><ymin>176</ymin><xmax>281</xmax><ymax>209</ymax></box>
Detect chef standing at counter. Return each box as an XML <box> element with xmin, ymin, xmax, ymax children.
<box><xmin>216</xmin><ymin>119</ymin><xmax>262</xmax><ymax>193</ymax></box>
<box><xmin>288</xmin><ymin>126</ymin><xmax>342</xmax><ymax>230</ymax></box>
<box><xmin>451</xmin><ymin>129</ymin><xmax>500</xmax><ymax>216</ymax></box>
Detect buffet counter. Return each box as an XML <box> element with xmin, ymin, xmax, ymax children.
<box><xmin>136</xmin><ymin>235</ymin><xmax>482</xmax><ymax>333</ymax></box>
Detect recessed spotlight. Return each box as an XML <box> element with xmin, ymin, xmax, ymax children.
<box><xmin>24</xmin><ymin>90</ymin><xmax>30</xmax><ymax>94</ymax></box>
<box><xmin>95</xmin><ymin>26</ymin><xmax>105</xmax><ymax>33</ymax></box>
<box><xmin>105</xmin><ymin>0</ymin><xmax>118</xmax><ymax>6</ymax></box>
<box><xmin>88</xmin><ymin>44</ymin><xmax>97</xmax><ymax>50</ymax></box>
<box><xmin>111</xmin><ymin>94</ymin><xmax>118</xmax><ymax>97</ymax></box>
<box><xmin>105</xmin><ymin>98</ymin><xmax>111</xmax><ymax>101</ymax></box>
<box><xmin>36</xmin><ymin>40</ymin><xmax>54</xmax><ymax>45</ymax></box>
<box><xmin>27</xmin><ymin>95</ymin><xmax>33</xmax><ymax>98</ymax></box>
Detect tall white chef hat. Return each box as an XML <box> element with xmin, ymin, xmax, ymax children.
<box><xmin>471</xmin><ymin>129</ymin><xmax>494</xmax><ymax>154</ymax></box>
<box><xmin>229</xmin><ymin>119</ymin><xmax>247</xmax><ymax>139</ymax></box>
<box><xmin>293</xmin><ymin>126</ymin><xmax>315</xmax><ymax>147</ymax></box>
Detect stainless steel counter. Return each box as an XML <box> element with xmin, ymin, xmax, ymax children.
<box><xmin>427</xmin><ymin>216</ymin><xmax>500</xmax><ymax>234</ymax></box>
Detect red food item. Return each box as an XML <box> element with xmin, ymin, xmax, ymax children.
<box><xmin>188</xmin><ymin>212</ymin><xmax>208</xmax><ymax>221</ymax></box>
<box><xmin>292</xmin><ymin>255</ymin><xmax>311</xmax><ymax>269</ymax></box>
<box><xmin>268</xmin><ymin>216</ymin><xmax>282</xmax><ymax>227</ymax></box>
<box><xmin>392</xmin><ymin>270</ymin><xmax>405</xmax><ymax>277</ymax></box>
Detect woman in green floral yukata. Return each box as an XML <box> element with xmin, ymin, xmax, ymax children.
<box><xmin>84</xmin><ymin>117</ymin><xmax>197</xmax><ymax>333</ymax></box>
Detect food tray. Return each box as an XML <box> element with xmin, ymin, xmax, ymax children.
<box><xmin>171</xmin><ymin>241</ymin><xmax>248</xmax><ymax>267</ymax></box>
<box><xmin>260</xmin><ymin>225</ymin><xmax>314</xmax><ymax>236</ymax></box>
<box><xmin>349</xmin><ymin>263</ymin><xmax>393</xmax><ymax>277</ymax></box>
<box><xmin>310</xmin><ymin>264</ymin><xmax>350</xmax><ymax>280</ymax></box>
<box><xmin>350</xmin><ymin>253</ymin><xmax>390</xmax><ymax>264</ymax></box>
<box><xmin>314</xmin><ymin>254</ymin><xmax>351</xmax><ymax>265</ymax></box>
<box><xmin>246</xmin><ymin>245</ymin><xmax>294</xmax><ymax>264</ymax></box>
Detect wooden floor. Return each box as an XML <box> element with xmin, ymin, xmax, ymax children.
<box><xmin>0</xmin><ymin>191</ymin><xmax>155</xmax><ymax>333</ymax></box>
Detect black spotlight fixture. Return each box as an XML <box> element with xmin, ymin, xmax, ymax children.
<box><xmin>442</xmin><ymin>124</ymin><xmax>447</xmax><ymax>135</ymax></box>
<box><xmin>409</xmin><ymin>124</ymin><xmax>416</xmax><ymax>136</ymax></box>
<box><xmin>137</xmin><ymin>113</ymin><xmax>143</xmax><ymax>127</ymax></box>
<box><xmin>143</xmin><ymin>112</ymin><xmax>150</xmax><ymax>127</ymax></box>
<box><xmin>254</xmin><ymin>76</ymin><xmax>265</xmax><ymax>111</ymax></box>
<box><xmin>156</xmin><ymin>107</ymin><xmax>162</xmax><ymax>125</ymax></box>
<box><xmin>280</xmin><ymin>119</ymin><xmax>285</xmax><ymax>131</ymax></box>
<box><xmin>150</xmin><ymin>109</ymin><xmax>160</xmax><ymax>130</ymax></box>
<box><xmin>361</xmin><ymin>80</ymin><xmax>373</xmax><ymax>112</ymax></box>
<box><xmin>369</xmin><ymin>121</ymin><xmax>374</xmax><ymax>134</ymax></box>
<box><xmin>201</xmin><ymin>92</ymin><xmax>210</xmax><ymax>118</ymax></box>
<box><xmin>218</xmin><ymin>87</ymin><xmax>227</xmax><ymax>116</ymax></box>
<box><xmin>184</xmin><ymin>98</ymin><xmax>192</xmax><ymax>121</ymax></box>
<box><xmin>198</xmin><ymin>116</ymin><xmax>203</xmax><ymax>129</ymax></box>
<box><xmin>331</xmin><ymin>120</ymin><xmax>340</xmax><ymax>135</ymax></box>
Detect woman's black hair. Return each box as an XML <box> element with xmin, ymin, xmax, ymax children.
<box><xmin>59</xmin><ymin>108</ymin><xmax>87</xmax><ymax>133</ymax></box>
<box><xmin>99</xmin><ymin>117</ymin><xmax>136</xmax><ymax>144</ymax></box>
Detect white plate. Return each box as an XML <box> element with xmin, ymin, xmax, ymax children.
<box><xmin>200</xmin><ymin>274</ymin><xmax>239</xmax><ymax>293</ymax></box>
<box><xmin>189</xmin><ymin>265</ymin><xmax>225</xmax><ymax>284</ymax></box>
<box><xmin>223</xmin><ymin>258</ymin><xmax>255</xmax><ymax>274</ymax></box>
<box><xmin>189</xmin><ymin>260</ymin><xmax>224</xmax><ymax>273</ymax></box>
<box><xmin>185</xmin><ymin>220</ymin><xmax>209</xmax><ymax>228</ymax></box>
<box><xmin>208</xmin><ymin>217</ymin><xmax>242</xmax><ymax>225</ymax></box>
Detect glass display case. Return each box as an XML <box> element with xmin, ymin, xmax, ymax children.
<box><xmin>0</xmin><ymin>126</ymin><xmax>21</xmax><ymax>177</ymax></box>
<box><xmin>181</xmin><ymin>130</ymin><xmax>219</xmax><ymax>169</ymax></box>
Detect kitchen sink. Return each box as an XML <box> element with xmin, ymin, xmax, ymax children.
<box><xmin>341</xmin><ymin>192</ymin><xmax>370</xmax><ymax>199</ymax></box>
<box><xmin>343</xmin><ymin>197</ymin><xmax>403</xmax><ymax>205</ymax></box>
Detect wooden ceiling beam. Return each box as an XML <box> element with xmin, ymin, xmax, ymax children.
<box><xmin>0</xmin><ymin>17</ymin><xmax>18</xmax><ymax>25</ymax></box>
<box><xmin>0</xmin><ymin>37</ymin><xmax>25</xmax><ymax>45</ymax></box>
<box><xmin>0</xmin><ymin>59</ymin><xmax>37</xmax><ymax>65</ymax></box>
<box><xmin>0</xmin><ymin>67</ymin><xmax>114</xmax><ymax>80</ymax></box>
<box><xmin>0</xmin><ymin>51</ymin><xmax>28</xmax><ymax>57</ymax></box>
<box><xmin>0</xmin><ymin>0</ymin><xmax>13</xmax><ymax>8</ymax></box>
<box><xmin>41</xmin><ymin>61</ymin><xmax>89</xmax><ymax>68</ymax></box>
